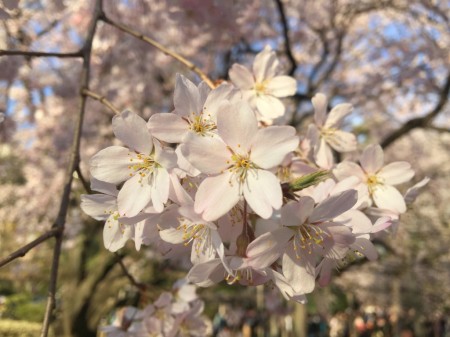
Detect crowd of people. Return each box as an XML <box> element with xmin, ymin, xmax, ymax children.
<box><xmin>211</xmin><ymin>304</ymin><xmax>449</xmax><ymax>337</ymax></box>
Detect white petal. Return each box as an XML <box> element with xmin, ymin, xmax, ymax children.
<box><xmin>352</xmin><ymin>238</ymin><xmax>378</xmax><ymax>261</ymax></box>
<box><xmin>310</xmin><ymin>190</ymin><xmax>358</xmax><ymax>223</ymax></box>
<box><xmin>335</xmin><ymin>209</ymin><xmax>372</xmax><ymax>234</ymax></box>
<box><xmin>112</xmin><ymin>110</ymin><xmax>152</xmax><ymax>154</ymax></box>
<box><xmin>324</xmin><ymin>103</ymin><xmax>353</xmax><ymax>129</ymax></box>
<box><xmin>314</xmin><ymin>138</ymin><xmax>334</xmax><ymax>169</ymax></box>
<box><xmin>151</xmin><ymin>168</ymin><xmax>170</xmax><ymax>212</ymax></box>
<box><xmin>90</xmin><ymin>178</ymin><xmax>118</xmax><ymax>196</ymax></box>
<box><xmin>253</xmin><ymin>46</ymin><xmax>279</xmax><ymax>82</ymax></box>
<box><xmin>103</xmin><ymin>215</ymin><xmax>132</xmax><ymax>252</ymax></box>
<box><xmin>282</xmin><ymin>249</ymin><xmax>316</xmax><ymax>294</ymax></box>
<box><xmin>154</xmin><ymin>142</ymin><xmax>177</xmax><ymax>170</ymax></box>
<box><xmin>204</xmin><ymin>83</ymin><xmax>233</xmax><ymax>118</ymax></box>
<box><xmin>255</xmin><ymin>95</ymin><xmax>285</xmax><ymax>121</ymax></box>
<box><xmin>217</xmin><ymin>102</ymin><xmax>257</xmax><ymax>154</ymax></box>
<box><xmin>372</xmin><ymin>185</ymin><xmax>406</xmax><ymax>213</ymax></box>
<box><xmin>243</xmin><ymin>170</ymin><xmax>282</xmax><ymax>219</ymax></box>
<box><xmin>117</xmin><ymin>173</ymin><xmax>152</xmax><ymax>217</ymax></box>
<box><xmin>180</xmin><ymin>133</ymin><xmax>230</xmax><ymax>174</ymax></box>
<box><xmin>360</xmin><ymin>144</ymin><xmax>384</xmax><ymax>174</ymax></box>
<box><xmin>229</xmin><ymin>64</ymin><xmax>254</xmax><ymax>90</ymax></box>
<box><xmin>159</xmin><ymin>227</ymin><xmax>184</xmax><ymax>244</ymax></box>
<box><xmin>377</xmin><ymin>162</ymin><xmax>415</xmax><ymax>185</ymax></box>
<box><xmin>333</xmin><ymin>161</ymin><xmax>366</xmax><ymax>182</ymax></box>
<box><xmin>80</xmin><ymin>194</ymin><xmax>116</xmax><ymax>220</ymax></box>
<box><xmin>195</xmin><ymin>173</ymin><xmax>240</xmax><ymax>221</ymax></box>
<box><xmin>90</xmin><ymin>146</ymin><xmax>135</xmax><ymax>184</ymax></box>
<box><xmin>247</xmin><ymin>227</ymin><xmax>292</xmax><ymax>268</ymax></box>
<box><xmin>148</xmin><ymin>113</ymin><xmax>187</xmax><ymax>143</ymax></box>
<box><xmin>326</xmin><ymin>130</ymin><xmax>357</xmax><ymax>152</ymax></box>
<box><xmin>281</xmin><ymin>197</ymin><xmax>315</xmax><ymax>227</ymax></box>
<box><xmin>312</xmin><ymin>93</ymin><xmax>328</xmax><ymax>127</ymax></box>
<box><xmin>187</xmin><ymin>259</ymin><xmax>224</xmax><ymax>287</ymax></box>
<box><xmin>404</xmin><ymin>177</ymin><xmax>430</xmax><ymax>204</ymax></box>
<box><xmin>174</xmin><ymin>74</ymin><xmax>201</xmax><ymax>117</ymax></box>
<box><xmin>265</xmin><ymin>76</ymin><xmax>297</xmax><ymax>97</ymax></box>
<box><xmin>251</xmin><ymin>126</ymin><xmax>299</xmax><ymax>169</ymax></box>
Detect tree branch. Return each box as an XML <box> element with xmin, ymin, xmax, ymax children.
<box><xmin>76</xmin><ymin>166</ymin><xmax>91</xmax><ymax>194</ymax></box>
<box><xmin>274</xmin><ymin>0</ymin><xmax>297</xmax><ymax>76</ymax></box>
<box><xmin>100</xmin><ymin>14</ymin><xmax>216</xmax><ymax>89</ymax></box>
<box><xmin>82</xmin><ymin>88</ymin><xmax>121</xmax><ymax>115</ymax></box>
<box><xmin>40</xmin><ymin>1</ymin><xmax>104</xmax><ymax>336</ymax></box>
<box><xmin>0</xmin><ymin>49</ymin><xmax>82</xmax><ymax>58</ymax></box>
<box><xmin>0</xmin><ymin>227</ymin><xmax>62</xmax><ymax>268</ymax></box>
<box><xmin>381</xmin><ymin>72</ymin><xmax>450</xmax><ymax>148</ymax></box>
<box><xmin>116</xmin><ymin>254</ymin><xmax>148</xmax><ymax>292</ymax></box>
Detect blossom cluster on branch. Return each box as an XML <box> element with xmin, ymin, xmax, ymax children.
<box><xmin>81</xmin><ymin>46</ymin><xmax>428</xmax><ymax>307</ymax></box>
<box><xmin>101</xmin><ymin>279</ymin><xmax>210</xmax><ymax>337</ymax></box>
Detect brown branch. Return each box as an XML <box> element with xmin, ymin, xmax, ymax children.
<box><xmin>82</xmin><ymin>88</ymin><xmax>121</xmax><ymax>115</ymax></box>
<box><xmin>0</xmin><ymin>49</ymin><xmax>82</xmax><ymax>58</ymax></box>
<box><xmin>0</xmin><ymin>227</ymin><xmax>62</xmax><ymax>268</ymax></box>
<box><xmin>274</xmin><ymin>0</ymin><xmax>297</xmax><ymax>76</ymax></box>
<box><xmin>100</xmin><ymin>14</ymin><xmax>216</xmax><ymax>89</ymax></box>
<box><xmin>40</xmin><ymin>1</ymin><xmax>104</xmax><ymax>336</ymax></box>
<box><xmin>427</xmin><ymin>125</ymin><xmax>450</xmax><ymax>133</ymax></box>
<box><xmin>76</xmin><ymin>166</ymin><xmax>91</xmax><ymax>194</ymax></box>
<box><xmin>381</xmin><ymin>72</ymin><xmax>450</xmax><ymax>148</ymax></box>
<box><xmin>116</xmin><ymin>254</ymin><xmax>148</xmax><ymax>292</ymax></box>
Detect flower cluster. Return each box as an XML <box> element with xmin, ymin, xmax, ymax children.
<box><xmin>81</xmin><ymin>46</ymin><xmax>427</xmax><ymax>303</ymax></box>
<box><xmin>101</xmin><ymin>280</ymin><xmax>210</xmax><ymax>337</ymax></box>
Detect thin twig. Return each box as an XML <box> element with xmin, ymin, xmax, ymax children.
<box><xmin>274</xmin><ymin>0</ymin><xmax>297</xmax><ymax>76</ymax></box>
<box><xmin>82</xmin><ymin>88</ymin><xmax>121</xmax><ymax>115</ymax></box>
<box><xmin>76</xmin><ymin>166</ymin><xmax>91</xmax><ymax>194</ymax></box>
<box><xmin>100</xmin><ymin>14</ymin><xmax>216</xmax><ymax>89</ymax></box>
<box><xmin>0</xmin><ymin>227</ymin><xmax>62</xmax><ymax>268</ymax></box>
<box><xmin>0</xmin><ymin>49</ymin><xmax>82</xmax><ymax>58</ymax></box>
<box><xmin>40</xmin><ymin>2</ymin><xmax>104</xmax><ymax>336</ymax></box>
<box><xmin>116</xmin><ymin>254</ymin><xmax>148</xmax><ymax>292</ymax></box>
<box><xmin>381</xmin><ymin>71</ymin><xmax>450</xmax><ymax>148</ymax></box>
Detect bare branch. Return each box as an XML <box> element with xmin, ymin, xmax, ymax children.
<box><xmin>40</xmin><ymin>1</ymin><xmax>104</xmax><ymax>336</ymax></box>
<box><xmin>0</xmin><ymin>227</ymin><xmax>62</xmax><ymax>268</ymax></box>
<box><xmin>100</xmin><ymin>14</ymin><xmax>216</xmax><ymax>89</ymax></box>
<box><xmin>427</xmin><ymin>125</ymin><xmax>450</xmax><ymax>133</ymax></box>
<box><xmin>0</xmin><ymin>49</ymin><xmax>82</xmax><ymax>58</ymax></box>
<box><xmin>381</xmin><ymin>72</ymin><xmax>450</xmax><ymax>148</ymax></box>
<box><xmin>274</xmin><ymin>0</ymin><xmax>297</xmax><ymax>76</ymax></box>
<box><xmin>76</xmin><ymin>166</ymin><xmax>91</xmax><ymax>194</ymax></box>
<box><xmin>116</xmin><ymin>254</ymin><xmax>148</xmax><ymax>292</ymax></box>
<box><xmin>82</xmin><ymin>88</ymin><xmax>121</xmax><ymax>115</ymax></box>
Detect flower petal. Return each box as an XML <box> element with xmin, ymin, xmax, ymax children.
<box><xmin>174</xmin><ymin>74</ymin><xmax>201</xmax><ymax>117</ymax></box>
<box><xmin>251</xmin><ymin>126</ymin><xmax>299</xmax><ymax>169</ymax></box>
<box><xmin>103</xmin><ymin>215</ymin><xmax>132</xmax><ymax>252</ymax></box>
<box><xmin>282</xmin><ymin>248</ymin><xmax>316</xmax><ymax>294</ymax></box>
<box><xmin>265</xmin><ymin>76</ymin><xmax>297</xmax><ymax>97</ymax></box>
<box><xmin>217</xmin><ymin>102</ymin><xmax>258</xmax><ymax>154</ymax></box>
<box><xmin>243</xmin><ymin>169</ymin><xmax>282</xmax><ymax>219</ymax></box>
<box><xmin>314</xmin><ymin>138</ymin><xmax>334</xmax><ymax>169</ymax></box>
<box><xmin>333</xmin><ymin>161</ymin><xmax>366</xmax><ymax>182</ymax></box>
<box><xmin>281</xmin><ymin>197</ymin><xmax>315</xmax><ymax>227</ymax></box>
<box><xmin>255</xmin><ymin>95</ymin><xmax>285</xmax><ymax>122</ymax></box>
<box><xmin>90</xmin><ymin>146</ymin><xmax>135</xmax><ymax>184</ymax></box>
<box><xmin>372</xmin><ymin>185</ymin><xmax>406</xmax><ymax>213</ymax></box>
<box><xmin>148</xmin><ymin>113</ymin><xmax>187</xmax><ymax>143</ymax></box>
<box><xmin>310</xmin><ymin>190</ymin><xmax>358</xmax><ymax>223</ymax></box>
<box><xmin>150</xmin><ymin>167</ymin><xmax>170</xmax><ymax>212</ymax></box>
<box><xmin>326</xmin><ymin>130</ymin><xmax>357</xmax><ymax>152</ymax></box>
<box><xmin>246</xmin><ymin>227</ymin><xmax>292</xmax><ymax>268</ymax></box>
<box><xmin>229</xmin><ymin>64</ymin><xmax>254</xmax><ymax>90</ymax></box>
<box><xmin>377</xmin><ymin>162</ymin><xmax>415</xmax><ymax>185</ymax></box>
<box><xmin>360</xmin><ymin>144</ymin><xmax>384</xmax><ymax>174</ymax></box>
<box><xmin>253</xmin><ymin>46</ymin><xmax>279</xmax><ymax>82</ymax></box>
<box><xmin>117</xmin><ymin>173</ymin><xmax>152</xmax><ymax>217</ymax></box>
<box><xmin>324</xmin><ymin>103</ymin><xmax>353</xmax><ymax>129</ymax></box>
<box><xmin>180</xmin><ymin>132</ymin><xmax>230</xmax><ymax>175</ymax></box>
<box><xmin>112</xmin><ymin>110</ymin><xmax>152</xmax><ymax>154</ymax></box>
<box><xmin>194</xmin><ymin>172</ymin><xmax>240</xmax><ymax>221</ymax></box>
<box><xmin>80</xmin><ymin>194</ymin><xmax>116</xmax><ymax>220</ymax></box>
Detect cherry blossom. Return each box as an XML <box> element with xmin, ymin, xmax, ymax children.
<box><xmin>229</xmin><ymin>45</ymin><xmax>297</xmax><ymax>123</ymax></box>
